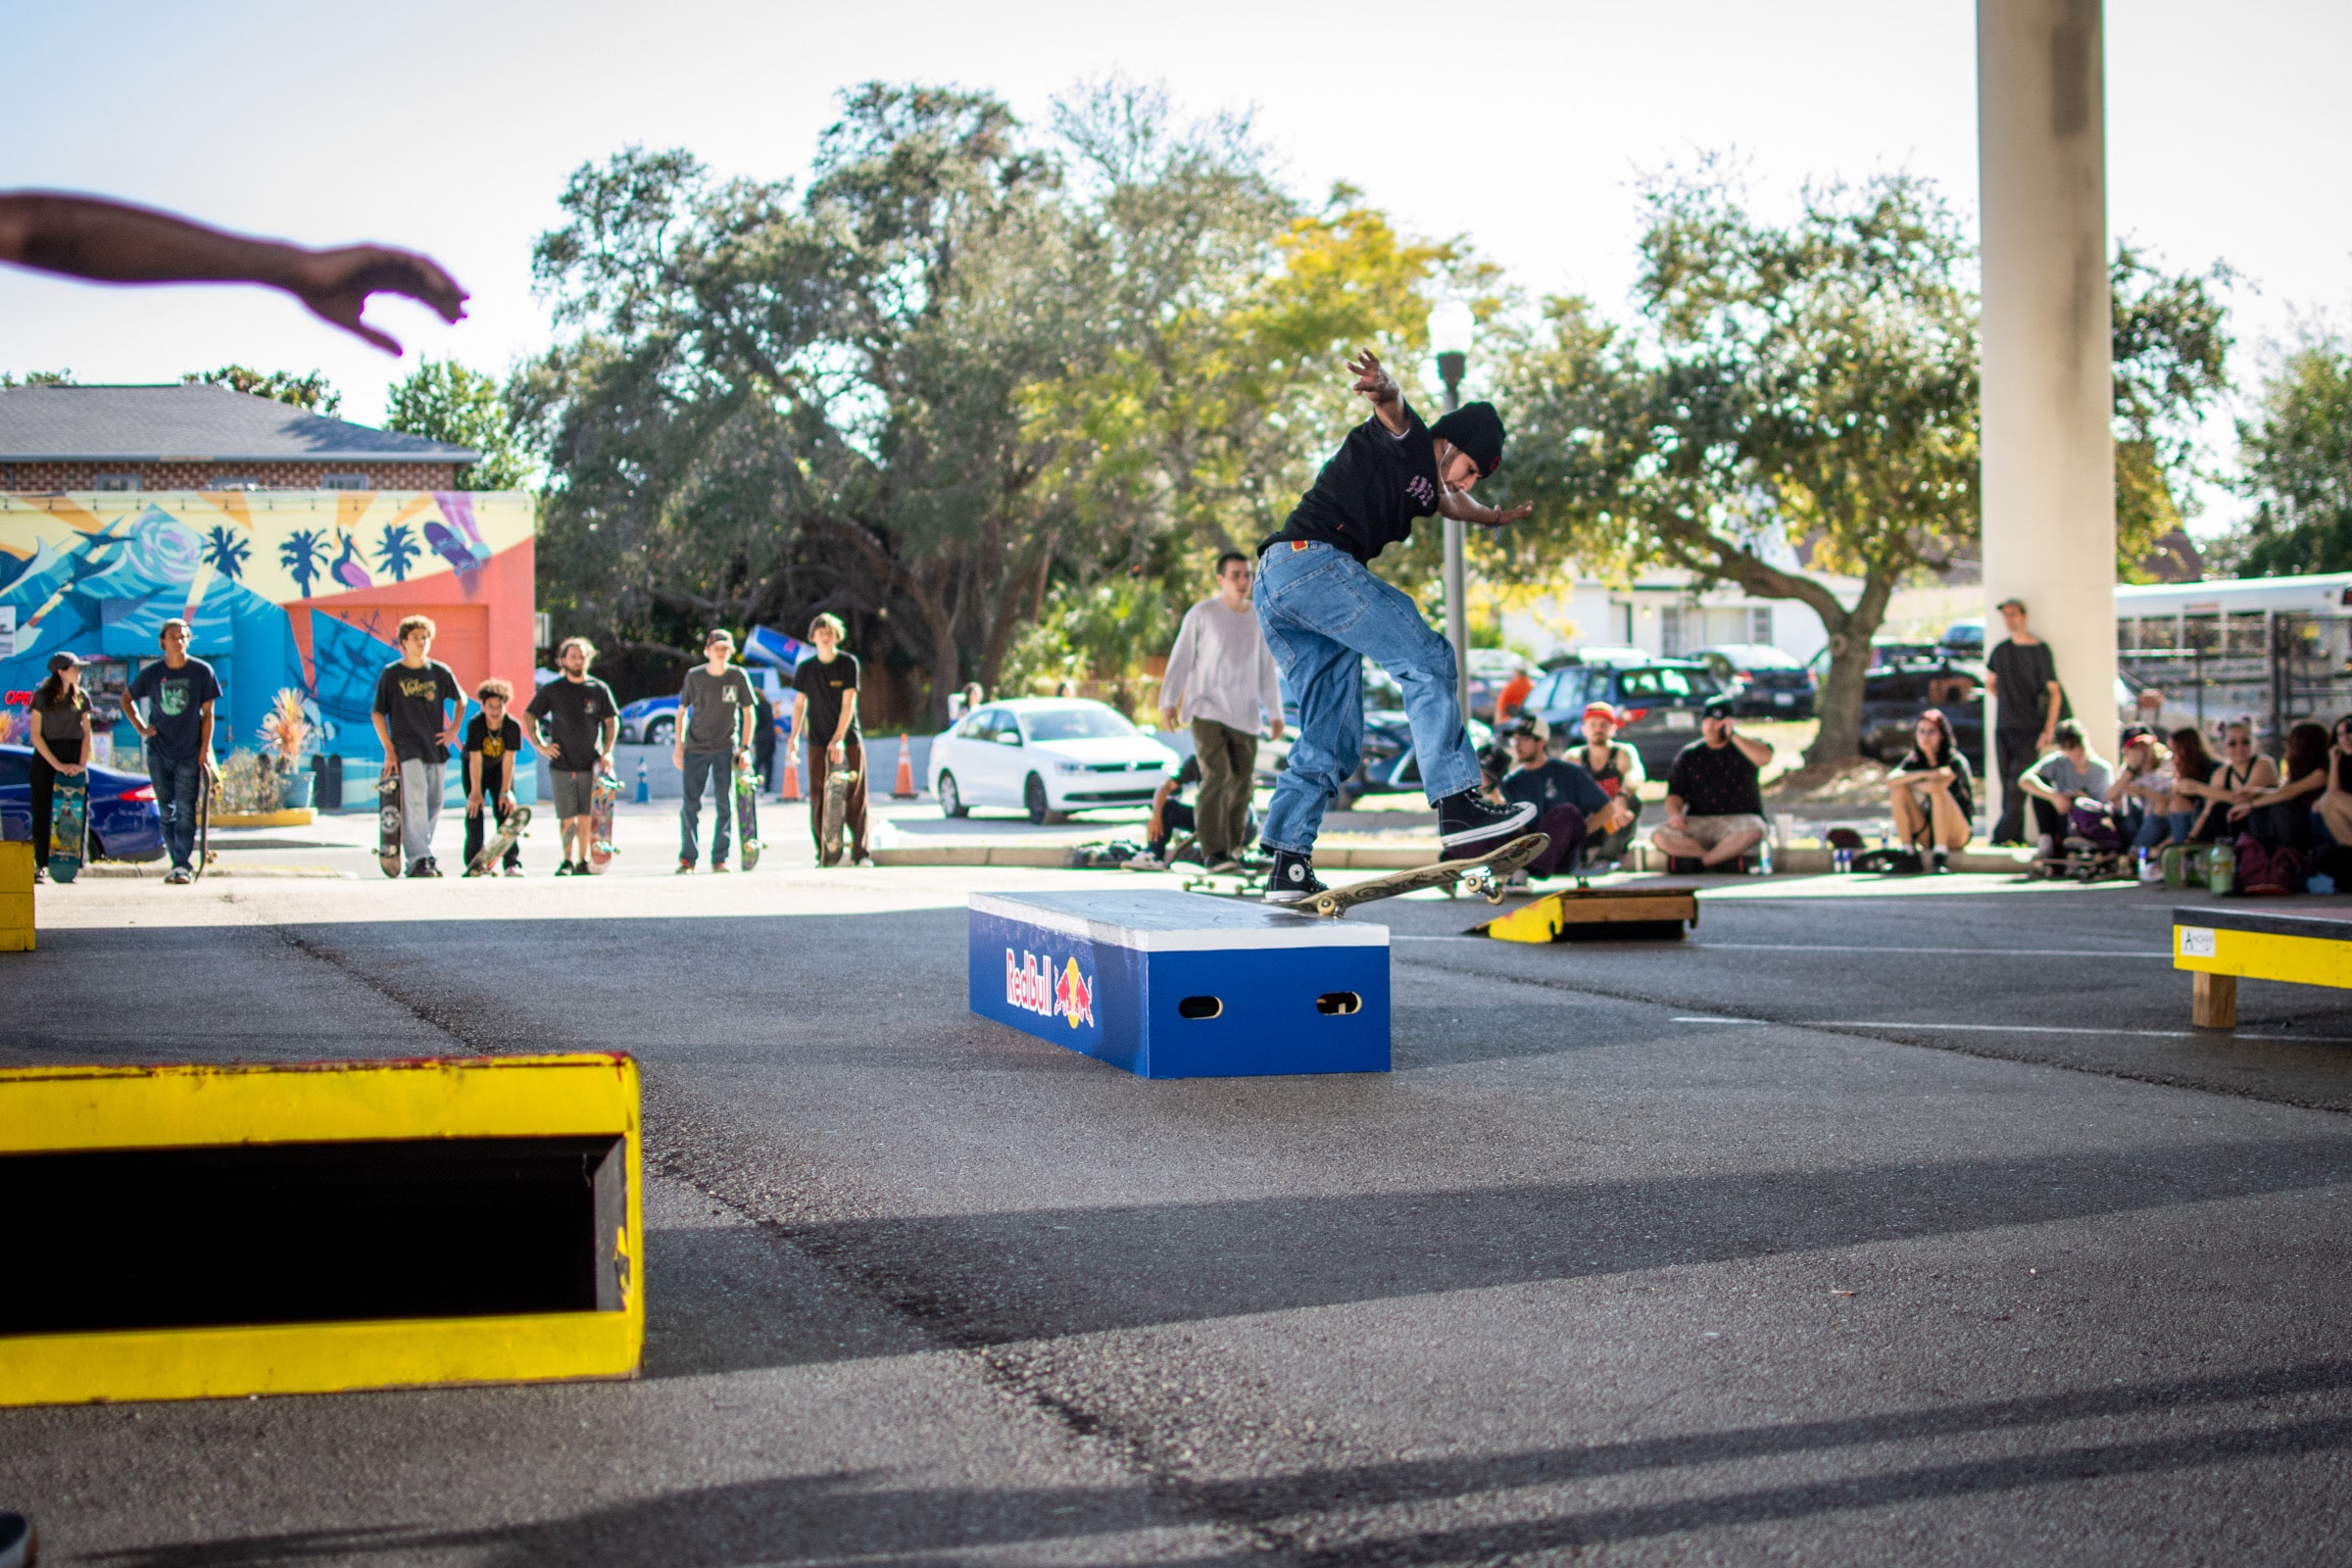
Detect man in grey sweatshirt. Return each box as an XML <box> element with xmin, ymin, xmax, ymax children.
<box><xmin>1158</xmin><ymin>552</ymin><xmax>1287</xmax><ymax>872</ymax></box>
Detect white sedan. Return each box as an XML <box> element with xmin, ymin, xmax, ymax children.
<box><xmin>931</xmin><ymin>698</ymin><xmax>1179</xmax><ymax>823</ymax></box>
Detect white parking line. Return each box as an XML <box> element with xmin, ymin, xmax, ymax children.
<box><xmin>1698</xmin><ymin>944</ymin><xmax>2171</xmax><ymax>958</ymax></box>
<box><xmin>1680</xmin><ymin>1017</ymin><xmax>2352</xmax><ymax>1046</ymax></box>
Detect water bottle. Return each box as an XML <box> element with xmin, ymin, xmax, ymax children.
<box><xmin>635</xmin><ymin>758</ymin><xmax>650</xmax><ymax>804</ymax></box>
<box><xmin>1756</xmin><ymin>837</ymin><xmax>1773</xmax><ymax>876</ymax></box>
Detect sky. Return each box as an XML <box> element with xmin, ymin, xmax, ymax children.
<box><xmin>3</xmin><ymin>0</ymin><xmax>2345</xmax><ymax>535</ymax></box>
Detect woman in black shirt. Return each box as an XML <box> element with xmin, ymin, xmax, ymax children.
<box><xmin>27</xmin><ymin>652</ymin><xmax>94</xmax><ymax>877</ymax></box>
<box><xmin>1887</xmin><ymin>708</ymin><xmax>1974</xmax><ymax>871</ymax></box>
<box><xmin>2230</xmin><ymin>721</ymin><xmax>2328</xmax><ymax>849</ymax></box>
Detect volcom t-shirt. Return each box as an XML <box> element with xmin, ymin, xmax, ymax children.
<box><xmin>1499</xmin><ymin>758</ymin><xmax>1610</xmax><ymax>817</ymax></box>
<box><xmin>1667</xmin><ymin>739</ymin><xmax>1765</xmax><ymax>817</ymax></box>
<box><xmin>464</xmin><ymin>713</ymin><xmax>524</xmax><ymax>789</ymax></box>
<box><xmin>526</xmin><ymin>676</ymin><xmax>618</xmax><ymax>773</ymax></box>
<box><xmin>794</xmin><ymin>654</ymin><xmax>861</xmax><ymax>747</ymax></box>
<box><xmin>679</xmin><ymin>665</ymin><xmax>759</xmax><ymax>753</ymax></box>
<box><xmin>373</xmin><ymin>660</ymin><xmax>463</xmax><ymax>763</ymax></box>
<box><xmin>1262</xmin><ymin>407</ymin><xmax>1441</xmax><ymax>564</ymax></box>
<box><xmin>126</xmin><ymin>657</ymin><xmax>222</xmax><ymax>762</ymax></box>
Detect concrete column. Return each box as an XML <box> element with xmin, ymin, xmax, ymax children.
<box><xmin>1978</xmin><ymin>0</ymin><xmax>2118</xmax><ymax>805</ymax></box>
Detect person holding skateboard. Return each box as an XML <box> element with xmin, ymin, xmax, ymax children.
<box><xmin>371</xmin><ymin>615</ymin><xmax>465</xmax><ymax>878</ymax></box>
<box><xmin>1252</xmin><ymin>349</ymin><xmax>1538</xmax><ymax>905</ymax></box>
<box><xmin>122</xmin><ymin>618</ymin><xmax>221</xmax><ymax>886</ymax></box>
<box><xmin>792</xmin><ymin>613</ymin><xmax>869</xmax><ymax>866</ymax></box>
<box><xmin>463</xmin><ymin>678</ymin><xmax>526</xmax><ymax>877</ymax></box>
<box><xmin>673</xmin><ymin>628</ymin><xmax>760</xmax><ymax>873</ymax></box>
<box><xmin>1158</xmin><ymin>551</ymin><xmax>1285</xmax><ymax>875</ymax></box>
<box><xmin>27</xmin><ymin>653</ymin><xmax>94</xmax><ymax>881</ymax></box>
<box><xmin>527</xmin><ymin>636</ymin><xmax>619</xmax><ymax>876</ymax></box>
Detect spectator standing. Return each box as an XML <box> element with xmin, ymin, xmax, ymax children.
<box><xmin>27</xmin><ymin>652</ymin><xmax>93</xmax><ymax>879</ymax></box>
<box><xmin>526</xmin><ymin>637</ymin><xmax>619</xmax><ymax>876</ymax></box>
<box><xmin>1571</xmin><ymin>702</ymin><xmax>1647</xmax><ymax>867</ymax></box>
<box><xmin>1494</xmin><ymin>715</ymin><xmax>1633</xmax><ymax>882</ymax></box>
<box><xmin>793</xmin><ymin>613</ymin><xmax>870</xmax><ymax>865</ymax></box>
<box><xmin>462</xmin><ymin>679</ymin><xmax>525</xmax><ymax>877</ymax></box>
<box><xmin>754</xmin><ymin>683</ymin><xmax>781</xmax><ymax>802</ymax></box>
<box><xmin>673</xmin><ymin>629</ymin><xmax>760</xmax><ymax>872</ymax></box>
<box><xmin>1494</xmin><ymin>662</ymin><xmax>1535</xmax><ymax>725</ymax></box>
<box><xmin>1887</xmin><ymin>708</ymin><xmax>1976</xmax><ymax>871</ymax></box>
<box><xmin>370</xmin><ymin>614</ymin><xmax>465</xmax><ymax>878</ymax></box>
<box><xmin>122</xmin><ymin>618</ymin><xmax>220</xmax><ymax>885</ymax></box>
<box><xmin>1652</xmin><ymin>696</ymin><xmax>1772</xmax><ymax>870</ymax></box>
<box><xmin>2016</xmin><ymin>721</ymin><xmax>2114</xmax><ymax>858</ymax></box>
<box><xmin>1985</xmin><ymin>597</ymin><xmax>2065</xmax><ymax>845</ymax></box>
<box><xmin>1158</xmin><ymin>551</ymin><xmax>1286</xmax><ymax>874</ymax></box>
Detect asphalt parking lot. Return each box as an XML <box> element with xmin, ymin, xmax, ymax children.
<box><xmin>6</xmin><ymin>838</ymin><xmax>2352</xmax><ymax>1565</ymax></box>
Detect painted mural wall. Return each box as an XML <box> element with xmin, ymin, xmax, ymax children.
<box><xmin>0</xmin><ymin>490</ymin><xmax>535</xmax><ymax>770</ymax></box>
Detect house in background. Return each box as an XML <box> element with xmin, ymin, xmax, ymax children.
<box><xmin>1497</xmin><ymin>570</ymin><xmax>1833</xmax><ymax>665</ymax></box>
<box><xmin>0</xmin><ymin>384</ymin><xmax>535</xmax><ymax>788</ymax></box>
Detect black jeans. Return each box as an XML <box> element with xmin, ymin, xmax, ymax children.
<box><xmin>1993</xmin><ymin>729</ymin><xmax>2041</xmax><ymax>844</ymax></box>
<box><xmin>30</xmin><ymin>737</ymin><xmax>82</xmax><ymax>863</ymax></box>
<box><xmin>464</xmin><ymin>796</ymin><xmax>522</xmax><ymax>869</ymax></box>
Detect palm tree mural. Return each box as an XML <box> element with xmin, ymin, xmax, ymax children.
<box><xmin>201</xmin><ymin>525</ymin><xmax>250</xmax><ymax>581</ymax></box>
<box><xmin>279</xmin><ymin>528</ymin><xmax>326</xmax><ymax>599</ymax></box>
<box><xmin>373</xmin><ymin>522</ymin><xmax>420</xmax><ymax>583</ymax></box>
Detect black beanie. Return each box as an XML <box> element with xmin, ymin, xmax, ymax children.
<box><xmin>1430</xmin><ymin>401</ymin><xmax>1504</xmax><ymax>476</ymax></box>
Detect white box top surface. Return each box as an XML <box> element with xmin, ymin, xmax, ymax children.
<box><xmin>970</xmin><ymin>890</ymin><xmax>1388</xmax><ymax>952</ymax></box>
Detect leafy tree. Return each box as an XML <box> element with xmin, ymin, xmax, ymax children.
<box><xmin>182</xmin><ymin>366</ymin><xmax>339</xmax><ymax>416</ymax></box>
<box><xmin>278</xmin><ymin>527</ymin><xmax>325</xmax><ymax>597</ymax></box>
<box><xmin>201</xmin><ymin>524</ymin><xmax>249</xmax><ymax>580</ymax></box>
<box><xmin>2111</xmin><ymin>243</ymin><xmax>2232</xmax><ymax>577</ymax></box>
<box><xmin>2230</xmin><ymin>328</ymin><xmax>2352</xmax><ymax>575</ymax></box>
<box><xmin>0</xmin><ymin>369</ymin><xmax>74</xmax><ymax>386</ymax></box>
<box><xmin>384</xmin><ymin>359</ymin><xmax>531</xmax><ymax>489</ymax></box>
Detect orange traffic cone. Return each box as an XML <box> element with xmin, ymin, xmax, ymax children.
<box><xmin>778</xmin><ymin>746</ymin><xmax>802</xmax><ymax>802</ymax></box>
<box><xmin>893</xmin><ymin>733</ymin><xmax>917</xmax><ymax>798</ymax></box>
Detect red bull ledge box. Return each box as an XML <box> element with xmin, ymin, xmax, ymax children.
<box><xmin>968</xmin><ymin>890</ymin><xmax>1390</xmax><ymax>1078</ymax></box>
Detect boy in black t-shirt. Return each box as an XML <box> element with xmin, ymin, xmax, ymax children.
<box><xmin>370</xmin><ymin>614</ymin><xmax>466</xmax><ymax>877</ymax></box>
<box><xmin>463</xmin><ymin>678</ymin><xmax>526</xmax><ymax>876</ymax></box>
<box><xmin>1252</xmin><ymin>349</ymin><xmax>1540</xmax><ymax>905</ymax></box>
<box><xmin>791</xmin><ymin>613</ymin><xmax>868</xmax><ymax>864</ymax></box>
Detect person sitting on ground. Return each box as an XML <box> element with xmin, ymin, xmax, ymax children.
<box><xmin>462</xmin><ymin>679</ymin><xmax>525</xmax><ymax>877</ymax></box>
<box><xmin>1134</xmin><ymin>755</ymin><xmax>1203</xmax><ymax>870</ymax></box>
<box><xmin>2229</xmin><ymin>720</ymin><xmax>2328</xmax><ymax>850</ymax></box>
<box><xmin>1886</xmin><ymin>707</ymin><xmax>1974</xmax><ymax>873</ymax></box>
<box><xmin>1494</xmin><ymin>715</ymin><xmax>1634</xmax><ymax>882</ymax></box>
<box><xmin>2161</xmin><ymin>726</ymin><xmax>2217</xmax><ymax>848</ymax></box>
<box><xmin>2108</xmin><ymin>726</ymin><xmax>2176</xmax><ymax>854</ymax></box>
<box><xmin>2186</xmin><ymin>721</ymin><xmax>2274</xmax><ymax>843</ymax></box>
<box><xmin>1570</xmin><ymin>702</ymin><xmax>1646</xmax><ymax>868</ymax></box>
<box><xmin>1651</xmin><ymin>696</ymin><xmax>1772</xmax><ymax>871</ymax></box>
<box><xmin>2015</xmin><ymin>721</ymin><xmax>2114</xmax><ymax>859</ymax></box>
<box><xmin>2314</xmin><ymin>715</ymin><xmax>2352</xmax><ymax>852</ymax></box>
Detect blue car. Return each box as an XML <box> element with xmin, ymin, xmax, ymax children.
<box><xmin>0</xmin><ymin>744</ymin><xmax>166</xmax><ymax>861</ymax></box>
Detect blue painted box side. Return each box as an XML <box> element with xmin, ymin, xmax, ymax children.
<box><xmin>967</xmin><ymin>908</ymin><xmax>1389</xmax><ymax>1079</ymax></box>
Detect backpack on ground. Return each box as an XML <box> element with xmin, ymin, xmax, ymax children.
<box><xmin>2232</xmin><ymin>833</ymin><xmax>2308</xmax><ymax>897</ymax></box>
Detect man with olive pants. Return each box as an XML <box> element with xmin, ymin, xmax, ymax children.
<box><xmin>1158</xmin><ymin>551</ymin><xmax>1286</xmax><ymax>873</ymax></box>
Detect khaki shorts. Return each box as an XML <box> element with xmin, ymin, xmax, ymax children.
<box><xmin>1680</xmin><ymin>812</ymin><xmax>1768</xmax><ymax>850</ymax></box>
<box><xmin>551</xmin><ymin>768</ymin><xmax>596</xmax><ymax>818</ymax></box>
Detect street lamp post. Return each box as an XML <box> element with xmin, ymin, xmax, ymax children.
<box><xmin>1430</xmin><ymin>301</ymin><xmax>1475</xmax><ymax>725</ymax></box>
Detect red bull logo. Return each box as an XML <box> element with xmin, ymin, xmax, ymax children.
<box><xmin>1004</xmin><ymin>949</ymin><xmax>1095</xmax><ymax>1029</ymax></box>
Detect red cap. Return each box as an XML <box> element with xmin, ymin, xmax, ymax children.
<box><xmin>1582</xmin><ymin>702</ymin><xmax>1618</xmax><ymax>722</ymax></box>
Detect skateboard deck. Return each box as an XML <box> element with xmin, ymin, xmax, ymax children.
<box><xmin>734</xmin><ymin>754</ymin><xmax>761</xmax><ymax>871</ymax></box>
<box><xmin>818</xmin><ymin>767</ymin><xmax>860</xmax><ymax>867</ymax></box>
<box><xmin>376</xmin><ymin>761</ymin><xmax>404</xmax><ymax>878</ymax></box>
<box><xmin>47</xmin><ymin>770</ymin><xmax>87</xmax><ymax>883</ymax></box>
<box><xmin>193</xmin><ymin>767</ymin><xmax>212</xmax><ymax>881</ymax></box>
<box><xmin>589</xmin><ymin>772</ymin><xmax>619</xmax><ymax>873</ymax></box>
<box><xmin>1298</xmin><ymin>833</ymin><xmax>1549</xmax><ymax>919</ymax></box>
<box><xmin>466</xmin><ymin>804</ymin><xmax>532</xmax><ymax>876</ymax></box>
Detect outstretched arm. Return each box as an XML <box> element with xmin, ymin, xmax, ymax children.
<box><xmin>1437</xmin><ymin>488</ymin><xmax>1534</xmax><ymax>527</ymax></box>
<box><xmin>0</xmin><ymin>191</ymin><xmax>466</xmax><ymax>354</ymax></box>
<box><xmin>1346</xmin><ymin>349</ymin><xmax>1409</xmax><ymax>436</ymax></box>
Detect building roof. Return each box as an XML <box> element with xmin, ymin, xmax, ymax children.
<box><xmin>0</xmin><ymin>384</ymin><xmax>478</xmax><ymax>465</ymax></box>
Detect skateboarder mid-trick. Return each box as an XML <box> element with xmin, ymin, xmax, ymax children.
<box><xmin>1253</xmin><ymin>349</ymin><xmax>1539</xmax><ymax>906</ymax></box>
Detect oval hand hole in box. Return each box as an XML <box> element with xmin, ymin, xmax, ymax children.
<box><xmin>1315</xmin><ymin>992</ymin><xmax>1362</xmax><ymax>1015</ymax></box>
<box><xmin>1177</xmin><ymin>996</ymin><xmax>1223</xmax><ymax>1019</ymax></box>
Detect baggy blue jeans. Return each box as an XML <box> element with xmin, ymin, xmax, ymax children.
<box><xmin>148</xmin><ymin>749</ymin><xmax>206</xmax><ymax>871</ymax></box>
<box><xmin>1254</xmin><ymin>540</ymin><xmax>1478</xmax><ymax>856</ymax></box>
<box><xmin>678</xmin><ymin>749</ymin><xmax>735</xmax><ymax>866</ymax></box>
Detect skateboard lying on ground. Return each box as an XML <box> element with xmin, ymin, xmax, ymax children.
<box><xmin>1299</xmin><ymin>833</ymin><xmax>1549</xmax><ymax>919</ymax></box>
<box><xmin>47</xmin><ymin>770</ymin><xmax>87</xmax><ymax>884</ymax></box>
<box><xmin>375</xmin><ymin>761</ymin><xmax>404</xmax><ymax>879</ymax></box>
<box><xmin>817</xmin><ymin>766</ymin><xmax>861</xmax><ymax>867</ymax></box>
<box><xmin>589</xmin><ymin>771</ymin><xmax>619</xmax><ymax>874</ymax></box>
<box><xmin>466</xmin><ymin>804</ymin><xmax>532</xmax><ymax>876</ymax></box>
<box><xmin>735</xmin><ymin>753</ymin><xmax>762</xmax><ymax>871</ymax></box>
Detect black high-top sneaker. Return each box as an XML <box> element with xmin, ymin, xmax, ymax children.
<box><xmin>1261</xmin><ymin>849</ymin><xmax>1326</xmax><ymax>906</ymax></box>
<box><xmin>1437</xmin><ymin>789</ymin><xmax>1538</xmax><ymax>858</ymax></box>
